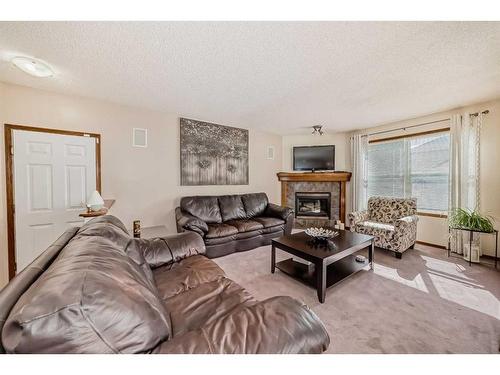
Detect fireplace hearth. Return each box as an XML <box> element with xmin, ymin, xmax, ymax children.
<box><xmin>295</xmin><ymin>192</ymin><xmax>331</xmax><ymax>219</ymax></box>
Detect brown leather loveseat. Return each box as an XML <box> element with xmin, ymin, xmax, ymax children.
<box><xmin>176</xmin><ymin>192</ymin><xmax>294</xmax><ymax>258</ymax></box>
<box><xmin>0</xmin><ymin>215</ymin><xmax>329</xmax><ymax>354</ymax></box>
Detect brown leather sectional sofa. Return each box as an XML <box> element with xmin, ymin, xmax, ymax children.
<box><xmin>176</xmin><ymin>192</ymin><xmax>294</xmax><ymax>258</ymax></box>
<box><xmin>0</xmin><ymin>215</ymin><xmax>329</xmax><ymax>354</ymax></box>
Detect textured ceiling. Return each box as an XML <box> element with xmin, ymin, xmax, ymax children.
<box><xmin>0</xmin><ymin>22</ymin><xmax>499</xmax><ymax>134</ymax></box>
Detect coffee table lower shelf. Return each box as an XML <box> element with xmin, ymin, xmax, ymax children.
<box><xmin>275</xmin><ymin>254</ymin><xmax>369</xmax><ymax>290</ymax></box>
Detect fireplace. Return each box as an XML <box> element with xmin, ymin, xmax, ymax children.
<box><xmin>277</xmin><ymin>171</ymin><xmax>351</xmax><ymax>228</ymax></box>
<box><xmin>295</xmin><ymin>192</ymin><xmax>331</xmax><ymax>219</ymax></box>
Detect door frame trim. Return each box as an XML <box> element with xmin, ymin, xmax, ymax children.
<box><xmin>4</xmin><ymin>123</ymin><xmax>101</xmax><ymax>280</ymax></box>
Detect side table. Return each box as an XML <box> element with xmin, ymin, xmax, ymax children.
<box><xmin>447</xmin><ymin>227</ymin><xmax>498</xmax><ymax>268</ymax></box>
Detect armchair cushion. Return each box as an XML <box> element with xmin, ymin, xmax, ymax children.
<box><xmin>354</xmin><ymin>221</ymin><xmax>395</xmax><ymax>242</ymax></box>
<box><xmin>368</xmin><ymin>196</ymin><xmax>417</xmax><ymax>224</ymax></box>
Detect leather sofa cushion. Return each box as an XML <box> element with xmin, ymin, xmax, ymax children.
<box><xmin>253</xmin><ymin>217</ymin><xmax>285</xmax><ymax>234</ymax></box>
<box><xmin>204</xmin><ymin>235</ymin><xmax>236</xmax><ymax>246</ymax></box>
<box><xmin>153</xmin><ymin>296</ymin><xmax>329</xmax><ymax>354</ymax></box>
<box><xmin>218</xmin><ymin>195</ymin><xmax>247</xmax><ymax>221</ymax></box>
<box><xmin>261</xmin><ymin>224</ymin><xmax>285</xmax><ymax>234</ymax></box>
<box><xmin>2</xmin><ymin>231</ymin><xmax>171</xmax><ymax>354</ymax></box>
<box><xmin>206</xmin><ymin>223</ymin><xmax>238</xmax><ymax>239</ymax></box>
<box><xmin>0</xmin><ymin>227</ymin><xmax>79</xmax><ymax>354</ymax></box>
<box><xmin>241</xmin><ymin>193</ymin><xmax>268</xmax><ymax>218</ymax></box>
<box><xmin>153</xmin><ymin>255</ymin><xmax>225</xmax><ymax>300</ymax></box>
<box><xmin>253</xmin><ymin>216</ymin><xmax>285</xmax><ymax>228</ymax></box>
<box><xmin>78</xmin><ymin>218</ymin><xmax>155</xmax><ymax>284</ymax></box>
<box><xmin>135</xmin><ymin>232</ymin><xmax>206</xmax><ymax>269</ymax></box>
<box><xmin>163</xmin><ymin>277</ymin><xmax>255</xmax><ymax>337</ymax></box>
<box><xmin>225</xmin><ymin>219</ymin><xmax>264</xmax><ymax>233</ymax></box>
<box><xmin>235</xmin><ymin>229</ymin><xmax>264</xmax><ymax>240</ymax></box>
<box><xmin>79</xmin><ymin>214</ymin><xmax>129</xmax><ymax>233</ymax></box>
<box><xmin>181</xmin><ymin>196</ymin><xmax>222</xmax><ymax>224</ymax></box>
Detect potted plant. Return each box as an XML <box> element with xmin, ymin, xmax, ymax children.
<box><xmin>448</xmin><ymin>208</ymin><xmax>494</xmax><ymax>232</ymax></box>
<box><xmin>448</xmin><ymin>208</ymin><xmax>495</xmax><ymax>263</ymax></box>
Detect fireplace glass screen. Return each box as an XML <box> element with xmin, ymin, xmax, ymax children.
<box><xmin>295</xmin><ymin>192</ymin><xmax>331</xmax><ymax>219</ymax></box>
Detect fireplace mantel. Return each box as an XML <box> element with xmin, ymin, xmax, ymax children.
<box><xmin>277</xmin><ymin>171</ymin><xmax>351</xmax><ymax>225</ymax></box>
<box><xmin>277</xmin><ymin>171</ymin><xmax>351</xmax><ymax>182</ymax></box>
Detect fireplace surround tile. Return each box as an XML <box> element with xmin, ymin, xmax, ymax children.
<box><xmin>277</xmin><ymin>172</ymin><xmax>351</xmax><ymax>229</ymax></box>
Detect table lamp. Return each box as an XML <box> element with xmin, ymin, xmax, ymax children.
<box><xmin>87</xmin><ymin>190</ymin><xmax>105</xmax><ymax>211</ymax></box>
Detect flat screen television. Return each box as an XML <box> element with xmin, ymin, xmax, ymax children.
<box><xmin>293</xmin><ymin>145</ymin><xmax>335</xmax><ymax>171</ymax></box>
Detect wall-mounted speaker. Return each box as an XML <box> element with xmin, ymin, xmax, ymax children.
<box><xmin>133</xmin><ymin>128</ymin><xmax>148</xmax><ymax>148</ymax></box>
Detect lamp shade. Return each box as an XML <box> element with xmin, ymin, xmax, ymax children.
<box><xmin>87</xmin><ymin>190</ymin><xmax>105</xmax><ymax>211</ymax></box>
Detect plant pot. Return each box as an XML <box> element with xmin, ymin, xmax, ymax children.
<box><xmin>462</xmin><ymin>232</ymin><xmax>481</xmax><ymax>263</ymax></box>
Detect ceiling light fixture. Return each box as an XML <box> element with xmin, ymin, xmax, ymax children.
<box><xmin>312</xmin><ymin>125</ymin><xmax>324</xmax><ymax>135</ymax></box>
<box><xmin>11</xmin><ymin>56</ymin><xmax>54</xmax><ymax>78</ymax></box>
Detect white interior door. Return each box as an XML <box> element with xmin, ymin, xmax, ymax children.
<box><xmin>13</xmin><ymin>130</ymin><xmax>97</xmax><ymax>273</ymax></box>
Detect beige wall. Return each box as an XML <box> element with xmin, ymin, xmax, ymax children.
<box><xmin>280</xmin><ymin>99</ymin><xmax>500</xmax><ymax>257</ymax></box>
<box><xmin>281</xmin><ymin>132</ymin><xmax>350</xmax><ymax>172</ymax></box>
<box><xmin>281</xmin><ymin>132</ymin><xmax>353</xmax><ymax>215</ymax></box>
<box><xmin>353</xmin><ymin>98</ymin><xmax>500</xmax><ymax>255</ymax></box>
<box><xmin>0</xmin><ymin>82</ymin><xmax>283</xmax><ymax>287</ymax></box>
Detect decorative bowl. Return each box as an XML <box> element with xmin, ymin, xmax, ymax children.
<box><xmin>305</xmin><ymin>227</ymin><xmax>338</xmax><ymax>241</ymax></box>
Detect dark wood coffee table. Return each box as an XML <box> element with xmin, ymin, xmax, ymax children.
<box><xmin>271</xmin><ymin>230</ymin><xmax>374</xmax><ymax>303</ymax></box>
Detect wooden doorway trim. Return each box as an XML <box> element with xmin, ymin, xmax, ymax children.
<box><xmin>4</xmin><ymin>123</ymin><xmax>101</xmax><ymax>280</ymax></box>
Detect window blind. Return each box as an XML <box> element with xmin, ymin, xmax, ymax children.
<box><xmin>367</xmin><ymin>132</ymin><xmax>450</xmax><ymax>212</ymax></box>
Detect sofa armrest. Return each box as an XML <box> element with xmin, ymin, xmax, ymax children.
<box><xmin>393</xmin><ymin>215</ymin><xmax>419</xmax><ymax>248</ymax></box>
<box><xmin>348</xmin><ymin>210</ymin><xmax>369</xmax><ymax>230</ymax></box>
<box><xmin>394</xmin><ymin>215</ymin><xmax>418</xmax><ymax>230</ymax></box>
<box><xmin>151</xmin><ymin>296</ymin><xmax>329</xmax><ymax>354</ymax></box>
<box><xmin>136</xmin><ymin>232</ymin><xmax>206</xmax><ymax>269</ymax></box>
<box><xmin>265</xmin><ymin>203</ymin><xmax>294</xmax><ymax>220</ymax></box>
<box><xmin>175</xmin><ymin>207</ymin><xmax>208</xmax><ymax>236</ymax></box>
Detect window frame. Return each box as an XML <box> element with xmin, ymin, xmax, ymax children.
<box><xmin>368</xmin><ymin>127</ymin><xmax>450</xmax><ymax>218</ymax></box>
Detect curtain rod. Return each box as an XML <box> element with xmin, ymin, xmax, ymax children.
<box><xmin>356</xmin><ymin>109</ymin><xmax>490</xmax><ymax>138</ymax></box>
<box><xmin>470</xmin><ymin>110</ymin><xmax>489</xmax><ymax>117</ymax></box>
<box><xmin>365</xmin><ymin>118</ymin><xmax>450</xmax><ymax>138</ymax></box>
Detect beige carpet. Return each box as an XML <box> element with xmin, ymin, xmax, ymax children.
<box><xmin>213</xmin><ymin>240</ymin><xmax>500</xmax><ymax>353</ymax></box>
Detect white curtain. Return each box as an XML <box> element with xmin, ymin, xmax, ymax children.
<box><xmin>350</xmin><ymin>134</ymin><xmax>369</xmax><ymax>212</ymax></box>
<box><xmin>449</xmin><ymin>112</ymin><xmax>482</xmax><ymax>254</ymax></box>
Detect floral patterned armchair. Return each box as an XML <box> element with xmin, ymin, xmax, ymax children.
<box><xmin>349</xmin><ymin>197</ymin><xmax>418</xmax><ymax>258</ymax></box>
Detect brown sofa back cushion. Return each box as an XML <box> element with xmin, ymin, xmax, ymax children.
<box><xmin>181</xmin><ymin>196</ymin><xmax>222</xmax><ymax>224</ymax></box>
<box><xmin>241</xmin><ymin>193</ymin><xmax>268</xmax><ymax>218</ymax></box>
<box><xmin>218</xmin><ymin>195</ymin><xmax>247</xmax><ymax>221</ymax></box>
<box><xmin>2</xmin><ymin>219</ymin><xmax>171</xmax><ymax>354</ymax></box>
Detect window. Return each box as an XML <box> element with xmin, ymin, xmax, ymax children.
<box><xmin>367</xmin><ymin>131</ymin><xmax>450</xmax><ymax>213</ymax></box>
